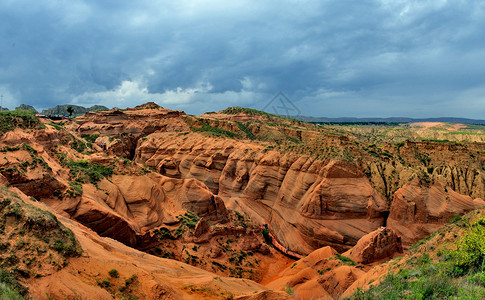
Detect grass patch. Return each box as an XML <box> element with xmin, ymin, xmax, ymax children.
<box><xmin>69</xmin><ymin>134</ymin><xmax>90</xmax><ymax>153</ymax></box>
<box><xmin>48</xmin><ymin>122</ymin><xmax>64</xmax><ymax>130</ymax></box>
<box><xmin>235</xmin><ymin>121</ymin><xmax>256</xmax><ymax>140</ymax></box>
<box><xmin>335</xmin><ymin>253</ymin><xmax>357</xmax><ymax>266</ymax></box>
<box><xmin>66</xmin><ymin>160</ymin><xmax>113</xmax><ymax>184</ymax></box>
<box><xmin>0</xmin><ymin>187</ymin><xmax>82</xmax><ymax>297</ymax></box>
<box><xmin>190</xmin><ymin>120</ymin><xmax>239</xmax><ymax>139</ymax></box>
<box><xmin>0</xmin><ymin>146</ymin><xmax>20</xmax><ymax>152</ymax></box>
<box><xmin>221</xmin><ymin>107</ymin><xmax>303</xmax><ymax>124</ymax></box>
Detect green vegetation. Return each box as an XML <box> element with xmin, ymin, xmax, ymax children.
<box><xmin>0</xmin><ymin>109</ymin><xmax>42</xmax><ymax>134</ymax></box>
<box><xmin>152</xmin><ymin>227</ymin><xmax>174</xmax><ymax>240</ymax></box>
<box><xmin>108</xmin><ymin>269</ymin><xmax>119</xmax><ymax>278</ymax></box>
<box><xmin>233</xmin><ymin>210</ymin><xmax>249</xmax><ymax>228</ymax></box>
<box><xmin>221</xmin><ymin>107</ymin><xmax>303</xmax><ymax>124</ymax></box>
<box><xmin>66</xmin><ymin>160</ymin><xmax>113</xmax><ymax>184</ymax></box>
<box><xmin>67</xmin><ymin>181</ymin><xmax>83</xmax><ymax>196</ymax></box>
<box><xmin>53</xmin><ymin>234</ymin><xmax>80</xmax><ymax>257</ymax></box>
<box><xmin>335</xmin><ymin>253</ymin><xmax>357</xmax><ymax>266</ymax></box>
<box><xmin>420</xmin><ymin>138</ymin><xmax>464</xmax><ymax>145</ymax></box>
<box><xmin>0</xmin><ymin>268</ymin><xmax>26</xmax><ymax>299</ymax></box>
<box><xmin>450</xmin><ymin>214</ymin><xmax>463</xmax><ymax>223</ymax></box>
<box><xmin>174</xmin><ymin>211</ymin><xmax>200</xmax><ymax>238</ymax></box>
<box><xmin>119</xmin><ymin>274</ymin><xmax>137</xmax><ymax>294</ymax></box>
<box><xmin>351</xmin><ymin>213</ymin><xmax>485</xmax><ymax>299</ymax></box>
<box><xmin>69</xmin><ymin>134</ymin><xmax>91</xmax><ymax>153</ymax></box>
<box><xmin>191</xmin><ymin>120</ymin><xmax>239</xmax><ymax>139</ymax></box>
<box><xmin>81</xmin><ymin>134</ymin><xmax>100</xmax><ymax>143</ymax></box>
<box><xmin>222</xmin><ymin>107</ymin><xmax>279</xmax><ymax>118</ymax></box>
<box><xmin>262</xmin><ymin>227</ymin><xmax>271</xmax><ymax>243</ymax></box>
<box><xmin>0</xmin><ymin>146</ymin><xmax>20</xmax><ymax>152</ymax></box>
<box><xmin>235</xmin><ymin>121</ymin><xmax>256</xmax><ymax>140</ymax></box>
<box><xmin>48</xmin><ymin>122</ymin><xmax>64</xmax><ymax>130</ymax></box>
<box><xmin>284</xmin><ymin>285</ymin><xmax>294</xmax><ymax>295</ymax></box>
<box><xmin>408</xmin><ymin>231</ymin><xmax>439</xmax><ymax>251</ymax></box>
<box><xmin>177</xmin><ymin>211</ymin><xmax>200</xmax><ymax>228</ymax></box>
<box><xmin>0</xmin><ymin>187</ymin><xmax>82</xmax><ymax>296</ymax></box>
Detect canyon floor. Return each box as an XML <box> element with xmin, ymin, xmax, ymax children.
<box><xmin>1</xmin><ymin>104</ymin><xmax>485</xmax><ymax>299</ymax></box>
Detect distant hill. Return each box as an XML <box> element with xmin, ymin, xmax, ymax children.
<box><xmin>294</xmin><ymin>115</ymin><xmax>485</xmax><ymax>124</ymax></box>
<box><xmin>41</xmin><ymin>104</ymin><xmax>108</xmax><ymax>117</ymax></box>
<box><xmin>15</xmin><ymin>104</ymin><xmax>38</xmax><ymax>113</ymax></box>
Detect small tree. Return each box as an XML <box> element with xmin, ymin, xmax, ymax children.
<box><xmin>67</xmin><ymin>106</ymin><xmax>74</xmax><ymax>117</ymax></box>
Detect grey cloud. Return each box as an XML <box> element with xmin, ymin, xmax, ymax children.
<box><xmin>0</xmin><ymin>0</ymin><xmax>484</xmax><ymax>117</ymax></box>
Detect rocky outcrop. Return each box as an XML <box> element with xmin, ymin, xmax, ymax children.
<box><xmin>193</xmin><ymin>217</ymin><xmax>210</xmax><ymax>237</ymax></box>
<box><xmin>74</xmin><ymin>105</ymin><xmax>189</xmax><ymax>158</ymax></box>
<box><xmin>387</xmin><ymin>178</ymin><xmax>485</xmax><ymax>246</ymax></box>
<box><xmin>319</xmin><ymin>265</ymin><xmax>365</xmax><ymax>299</ymax></box>
<box><xmin>44</xmin><ymin>173</ymin><xmax>228</xmax><ymax>248</ymax></box>
<box><xmin>343</xmin><ymin>227</ymin><xmax>402</xmax><ymax>264</ymax></box>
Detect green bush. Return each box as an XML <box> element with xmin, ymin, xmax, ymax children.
<box><xmin>0</xmin><ymin>146</ymin><xmax>20</xmax><ymax>152</ymax></box>
<box><xmin>176</xmin><ymin>211</ymin><xmax>200</xmax><ymax>228</ymax></box>
<box><xmin>108</xmin><ymin>269</ymin><xmax>119</xmax><ymax>278</ymax></box>
<box><xmin>451</xmin><ymin>219</ymin><xmax>485</xmax><ymax>271</ymax></box>
<box><xmin>262</xmin><ymin>227</ymin><xmax>271</xmax><ymax>243</ymax></box>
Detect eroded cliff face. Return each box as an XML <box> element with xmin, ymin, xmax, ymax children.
<box><xmin>135</xmin><ymin>133</ymin><xmax>390</xmax><ymax>253</ymax></box>
<box><xmin>133</xmin><ymin>112</ymin><xmax>485</xmax><ymax>253</ymax></box>
<box><xmin>388</xmin><ymin>178</ymin><xmax>485</xmax><ymax>246</ymax></box>
<box><xmin>74</xmin><ymin>103</ymin><xmax>189</xmax><ymax>158</ymax></box>
<box><xmin>43</xmin><ymin>173</ymin><xmax>227</xmax><ymax>248</ymax></box>
<box><xmin>2</xmin><ymin>105</ymin><xmax>485</xmax><ymax>298</ymax></box>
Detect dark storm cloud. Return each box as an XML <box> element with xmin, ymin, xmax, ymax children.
<box><xmin>0</xmin><ymin>0</ymin><xmax>484</xmax><ymax>117</ymax></box>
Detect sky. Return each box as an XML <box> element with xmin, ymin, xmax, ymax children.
<box><xmin>1</xmin><ymin>0</ymin><xmax>485</xmax><ymax>118</ymax></box>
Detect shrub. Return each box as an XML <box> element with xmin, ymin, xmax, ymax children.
<box><xmin>235</xmin><ymin>121</ymin><xmax>255</xmax><ymax>140</ymax></box>
<box><xmin>97</xmin><ymin>279</ymin><xmax>111</xmax><ymax>289</ymax></box>
<box><xmin>262</xmin><ymin>227</ymin><xmax>271</xmax><ymax>243</ymax></box>
<box><xmin>125</xmin><ymin>274</ymin><xmax>137</xmax><ymax>286</ymax></box>
<box><xmin>284</xmin><ymin>285</ymin><xmax>294</xmax><ymax>295</ymax></box>
<box><xmin>108</xmin><ymin>269</ymin><xmax>119</xmax><ymax>278</ymax></box>
<box><xmin>69</xmin><ymin>136</ymin><xmax>89</xmax><ymax>153</ymax></box>
<box><xmin>451</xmin><ymin>220</ymin><xmax>485</xmax><ymax>271</ymax></box>
<box><xmin>81</xmin><ymin>134</ymin><xmax>100</xmax><ymax>143</ymax></box>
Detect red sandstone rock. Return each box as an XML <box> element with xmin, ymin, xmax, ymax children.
<box><xmin>343</xmin><ymin>227</ymin><xmax>403</xmax><ymax>264</ymax></box>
